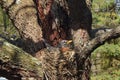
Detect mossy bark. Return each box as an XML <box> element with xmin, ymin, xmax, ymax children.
<box><xmin>0</xmin><ymin>0</ymin><xmax>93</xmax><ymax>79</ymax></box>
<box><xmin>0</xmin><ymin>0</ymin><xmax>44</xmax><ymax>54</ymax></box>
<box><xmin>0</xmin><ymin>37</ymin><xmax>43</xmax><ymax>79</ymax></box>
<box><xmin>1</xmin><ymin>0</ymin><xmax>120</xmax><ymax>80</ymax></box>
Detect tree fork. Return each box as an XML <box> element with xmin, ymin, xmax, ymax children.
<box><xmin>1</xmin><ymin>0</ymin><xmax>120</xmax><ymax>80</ymax></box>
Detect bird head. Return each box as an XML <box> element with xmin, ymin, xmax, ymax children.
<box><xmin>59</xmin><ymin>40</ymin><xmax>73</xmax><ymax>48</ymax></box>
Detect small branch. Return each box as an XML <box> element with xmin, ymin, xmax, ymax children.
<box><xmin>82</xmin><ymin>26</ymin><xmax>120</xmax><ymax>59</ymax></box>
<box><xmin>91</xmin><ymin>27</ymin><xmax>112</xmax><ymax>38</ymax></box>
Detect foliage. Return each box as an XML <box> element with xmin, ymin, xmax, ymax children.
<box><xmin>93</xmin><ymin>43</ymin><xmax>120</xmax><ymax>57</ymax></box>
<box><xmin>92</xmin><ymin>0</ymin><xmax>120</xmax><ymax>66</ymax></box>
<box><xmin>0</xmin><ymin>7</ymin><xmax>3</xmax><ymax>25</ymax></box>
<box><xmin>0</xmin><ymin>6</ymin><xmax>19</xmax><ymax>40</ymax></box>
<box><xmin>91</xmin><ymin>0</ymin><xmax>120</xmax><ymax>79</ymax></box>
<box><xmin>92</xmin><ymin>37</ymin><xmax>120</xmax><ymax>57</ymax></box>
<box><xmin>92</xmin><ymin>38</ymin><xmax>120</xmax><ymax>67</ymax></box>
<box><xmin>0</xmin><ymin>0</ymin><xmax>120</xmax><ymax>79</ymax></box>
<box><xmin>92</xmin><ymin>0</ymin><xmax>120</xmax><ymax>28</ymax></box>
<box><xmin>91</xmin><ymin>67</ymin><xmax>120</xmax><ymax>80</ymax></box>
<box><xmin>92</xmin><ymin>0</ymin><xmax>114</xmax><ymax>12</ymax></box>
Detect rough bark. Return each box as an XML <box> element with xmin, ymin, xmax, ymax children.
<box><xmin>0</xmin><ymin>0</ymin><xmax>93</xmax><ymax>79</ymax></box>
<box><xmin>0</xmin><ymin>26</ymin><xmax>120</xmax><ymax>80</ymax></box>
<box><xmin>35</xmin><ymin>0</ymin><xmax>92</xmax><ymax>79</ymax></box>
<box><xmin>1</xmin><ymin>0</ymin><xmax>120</xmax><ymax>80</ymax></box>
<box><xmin>67</xmin><ymin>0</ymin><xmax>92</xmax><ymax>79</ymax></box>
<box><xmin>0</xmin><ymin>0</ymin><xmax>45</xmax><ymax>54</ymax></box>
<box><xmin>0</xmin><ymin>37</ymin><xmax>43</xmax><ymax>80</ymax></box>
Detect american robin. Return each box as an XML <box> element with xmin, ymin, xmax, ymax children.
<box><xmin>43</xmin><ymin>39</ymin><xmax>73</xmax><ymax>52</ymax></box>
<box><xmin>59</xmin><ymin>40</ymin><xmax>73</xmax><ymax>52</ymax></box>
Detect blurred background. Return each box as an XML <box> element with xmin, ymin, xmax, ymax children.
<box><xmin>91</xmin><ymin>0</ymin><xmax>120</xmax><ymax>80</ymax></box>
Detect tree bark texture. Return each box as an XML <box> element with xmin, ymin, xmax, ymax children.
<box><xmin>0</xmin><ymin>0</ymin><xmax>45</xmax><ymax>54</ymax></box>
<box><xmin>1</xmin><ymin>0</ymin><xmax>120</xmax><ymax>80</ymax></box>
<box><xmin>0</xmin><ymin>0</ymin><xmax>93</xmax><ymax>79</ymax></box>
<box><xmin>1</xmin><ymin>25</ymin><xmax>120</xmax><ymax>79</ymax></box>
<box><xmin>0</xmin><ymin>37</ymin><xmax>43</xmax><ymax>80</ymax></box>
<box><xmin>34</xmin><ymin>0</ymin><xmax>92</xmax><ymax>79</ymax></box>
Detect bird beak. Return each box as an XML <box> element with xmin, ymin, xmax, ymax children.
<box><xmin>67</xmin><ymin>40</ymin><xmax>72</xmax><ymax>44</ymax></box>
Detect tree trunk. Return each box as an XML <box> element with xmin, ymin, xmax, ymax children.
<box><xmin>0</xmin><ymin>0</ymin><xmax>45</xmax><ymax>54</ymax></box>
<box><xmin>36</xmin><ymin>0</ymin><xmax>92</xmax><ymax>79</ymax></box>
<box><xmin>65</xmin><ymin>0</ymin><xmax>92</xmax><ymax>79</ymax></box>
<box><xmin>1</xmin><ymin>0</ymin><xmax>120</xmax><ymax>79</ymax></box>
<box><xmin>1</xmin><ymin>27</ymin><xmax>120</xmax><ymax>80</ymax></box>
<box><xmin>0</xmin><ymin>0</ymin><xmax>94</xmax><ymax>80</ymax></box>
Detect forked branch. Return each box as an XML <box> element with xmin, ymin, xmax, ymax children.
<box><xmin>81</xmin><ymin>26</ymin><xmax>120</xmax><ymax>60</ymax></box>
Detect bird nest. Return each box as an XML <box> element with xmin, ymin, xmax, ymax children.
<box><xmin>35</xmin><ymin>47</ymin><xmax>78</xmax><ymax>80</ymax></box>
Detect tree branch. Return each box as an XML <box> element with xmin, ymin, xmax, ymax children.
<box><xmin>91</xmin><ymin>27</ymin><xmax>112</xmax><ymax>38</ymax></box>
<box><xmin>82</xmin><ymin>26</ymin><xmax>120</xmax><ymax>60</ymax></box>
<box><xmin>0</xmin><ymin>37</ymin><xmax>43</xmax><ymax>79</ymax></box>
